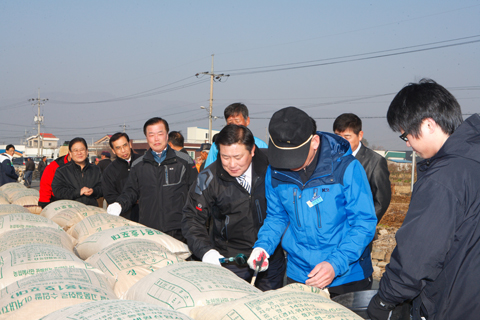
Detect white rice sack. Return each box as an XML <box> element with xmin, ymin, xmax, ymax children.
<box><xmin>8</xmin><ymin>190</ymin><xmax>41</xmax><ymax>215</ymax></box>
<box><xmin>46</xmin><ymin>206</ymin><xmax>105</xmax><ymax>231</ymax></box>
<box><xmin>0</xmin><ymin>268</ymin><xmax>116</xmax><ymax>320</ymax></box>
<box><xmin>0</xmin><ymin>227</ymin><xmax>76</xmax><ymax>253</ymax></box>
<box><xmin>40</xmin><ymin>300</ymin><xmax>194</xmax><ymax>320</ymax></box>
<box><xmin>190</xmin><ymin>285</ymin><xmax>362</xmax><ymax>320</ymax></box>
<box><xmin>0</xmin><ymin>213</ymin><xmax>63</xmax><ymax>235</ymax></box>
<box><xmin>0</xmin><ymin>204</ymin><xmax>31</xmax><ymax>215</ymax></box>
<box><xmin>0</xmin><ymin>183</ymin><xmax>25</xmax><ymax>192</ymax></box>
<box><xmin>87</xmin><ymin>239</ymin><xmax>184</xmax><ymax>298</ymax></box>
<box><xmin>40</xmin><ymin>200</ymin><xmax>87</xmax><ymax>220</ymax></box>
<box><xmin>281</xmin><ymin>283</ymin><xmax>331</xmax><ymax>298</ymax></box>
<box><xmin>0</xmin><ymin>192</ymin><xmax>8</xmax><ymax>205</ymax></box>
<box><xmin>75</xmin><ymin>225</ymin><xmax>191</xmax><ymax>260</ymax></box>
<box><xmin>123</xmin><ymin>261</ymin><xmax>261</xmax><ymax>315</ymax></box>
<box><xmin>0</xmin><ymin>244</ymin><xmax>102</xmax><ymax>290</ymax></box>
<box><xmin>5</xmin><ymin>189</ymin><xmax>38</xmax><ymax>203</ymax></box>
<box><xmin>67</xmin><ymin>213</ymin><xmax>140</xmax><ymax>242</ymax></box>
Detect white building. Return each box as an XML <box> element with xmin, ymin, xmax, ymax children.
<box><xmin>186</xmin><ymin>127</ymin><xmax>220</xmax><ymax>144</ymax></box>
<box><xmin>25</xmin><ymin>133</ymin><xmax>60</xmax><ymax>157</ymax></box>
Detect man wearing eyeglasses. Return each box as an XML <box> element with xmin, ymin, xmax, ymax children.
<box><xmin>367</xmin><ymin>79</ymin><xmax>480</xmax><ymax>320</ymax></box>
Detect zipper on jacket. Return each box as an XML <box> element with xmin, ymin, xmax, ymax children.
<box><xmin>314</xmin><ymin>188</ymin><xmax>322</xmax><ymax>228</ymax></box>
<box><xmin>222</xmin><ymin>215</ymin><xmax>230</xmax><ymax>240</ymax></box>
<box><xmin>255</xmin><ymin>199</ymin><xmax>263</xmax><ymax>224</ymax></box>
<box><xmin>293</xmin><ymin>188</ymin><xmax>301</xmax><ymax>227</ymax></box>
<box><xmin>164</xmin><ymin>166</ymin><xmax>169</xmax><ymax>185</ymax></box>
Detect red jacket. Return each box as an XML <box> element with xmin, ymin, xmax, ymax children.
<box><xmin>38</xmin><ymin>155</ymin><xmax>69</xmax><ymax>208</ymax></box>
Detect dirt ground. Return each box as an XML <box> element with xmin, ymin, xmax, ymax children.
<box><xmin>378</xmin><ymin>194</ymin><xmax>410</xmax><ymax>228</ymax></box>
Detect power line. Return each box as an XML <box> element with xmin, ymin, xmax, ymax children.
<box><xmin>218</xmin><ymin>36</ymin><xmax>480</xmax><ymax>76</ymax></box>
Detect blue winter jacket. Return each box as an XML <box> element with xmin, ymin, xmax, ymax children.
<box><xmin>254</xmin><ymin>131</ymin><xmax>377</xmax><ymax>287</ymax></box>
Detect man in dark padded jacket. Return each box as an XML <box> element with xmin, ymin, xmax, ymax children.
<box><xmin>182</xmin><ymin>124</ymin><xmax>285</xmax><ymax>291</ymax></box>
<box><xmin>107</xmin><ymin>117</ymin><xmax>198</xmax><ymax>242</ymax></box>
<box><xmin>101</xmin><ymin>132</ymin><xmax>141</xmax><ymax>222</ymax></box>
<box><xmin>367</xmin><ymin>79</ymin><xmax>480</xmax><ymax>320</ymax></box>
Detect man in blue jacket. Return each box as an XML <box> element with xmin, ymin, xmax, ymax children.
<box><xmin>248</xmin><ymin>107</ymin><xmax>376</xmax><ymax>297</ymax></box>
<box><xmin>0</xmin><ymin>144</ymin><xmax>19</xmax><ymax>186</ymax></box>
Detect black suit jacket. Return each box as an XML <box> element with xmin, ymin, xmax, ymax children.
<box><xmin>355</xmin><ymin>144</ymin><xmax>391</xmax><ymax>222</ymax></box>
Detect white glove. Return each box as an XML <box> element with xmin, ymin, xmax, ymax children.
<box><xmin>247</xmin><ymin>247</ymin><xmax>270</xmax><ymax>272</ymax></box>
<box><xmin>107</xmin><ymin>202</ymin><xmax>122</xmax><ymax>216</ymax></box>
<box><xmin>202</xmin><ymin>249</ymin><xmax>224</xmax><ymax>266</ymax></box>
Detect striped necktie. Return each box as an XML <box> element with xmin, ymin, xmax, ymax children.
<box><xmin>237</xmin><ymin>174</ymin><xmax>251</xmax><ymax>193</ymax></box>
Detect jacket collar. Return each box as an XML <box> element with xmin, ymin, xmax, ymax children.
<box><xmin>143</xmin><ymin>146</ymin><xmax>177</xmax><ymax>165</ymax></box>
<box><xmin>216</xmin><ymin>144</ymin><xmax>268</xmax><ymax>183</ymax></box>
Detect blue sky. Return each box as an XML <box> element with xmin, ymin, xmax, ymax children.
<box><xmin>1</xmin><ymin>1</ymin><xmax>479</xmax><ymax>150</ymax></box>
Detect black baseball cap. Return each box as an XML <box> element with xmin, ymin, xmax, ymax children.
<box><xmin>268</xmin><ymin>107</ymin><xmax>314</xmax><ymax>169</ymax></box>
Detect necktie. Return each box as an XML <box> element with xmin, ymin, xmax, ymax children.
<box><xmin>237</xmin><ymin>174</ymin><xmax>251</xmax><ymax>193</ymax></box>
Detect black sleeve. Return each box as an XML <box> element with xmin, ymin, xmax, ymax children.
<box><xmin>101</xmin><ymin>166</ymin><xmax>120</xmax><ymax>205</ymax></box>
<box><xmin>371</xmin><ymin>156</ymin><xmax>391</xmax><ymax>222</ymax></box>
<box><xmin>181</xmin><ymin>169</ymin><xmax>215</xmax><ymax>260</ymax></box>
<box><xmin>90</xmin><ymin>166</ymin><xmax>103</xmax><ymax>198</ymax></box>
<box><xmin>379</xmin><ymin>178</ymin><xmax>457</xmax><ymax>304</ymax></box>
<box><xmin>51</xmin><ymin>167</ymin><xmax>81</xmax><ymax>200</ymax></box>
<box><xmin>115</xmin><ymin>165</ymin><xmax>140</xmax><ymax>213</ymax></box>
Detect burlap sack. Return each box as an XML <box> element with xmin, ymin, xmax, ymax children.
<box><xmin>0</xmin><ymin>213</ymin><xmax>63</xmax><ymax>235</ymax></box>
<box><xmin>123</xmin><ymin>261</ymin><xmax>260</xmax><ymax>315</ymax></box>
<box><xmin>0</xmin><ymin>204</ymin><xmax>32</xmax><ymax>215</ymax></box>
<box><xmin>75</xmin><ymin>225</ymin><xmax>191</xmax><ymax>260</ymax></box>
<box><xmin>0</xmin><ymin>268</ymin><xmax>116</xmax><ymax>320</ymax></box>
<box><xmin>0</xmin><ymin>227</ymin><xmax>76</xmax><ymax>253</ymax></box>
<box><xmin>40</xmin><ymin>200</ymin><xmax>87</xmax><ymax>220</ymax></box>
<box><xmin>39</xmin><ymin>300</ymin><xmax>194</xmax><ymax>320</ymax></box>
<box><xmin>45</xmin><ymin>206</ymin><xmax>105</xmax><ymax>231</ymax></box>
<box><xmin>190</xmin><ymin>285</ymin><xmax>362</xmax><ymax>320</ymax></box>
<box><xmin>86</xmin><ymin>239</ymin><xmax>184</xmax><ymax>298</ymax></box>
<box><xmin>0</xmin><ymin>244</ymin><xmax>101</xmax><ymax>290</ymax></box>
<box><xmin>0</xmin><ymin>183</ymin><xmax>25</xmax><ymax>192</ymax></box>
<box><xmin>67</xmin><ymin>213</ymin><xmax>140</xmax><ymax>242</ymax></box>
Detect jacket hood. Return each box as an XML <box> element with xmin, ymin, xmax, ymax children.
<box><xmin>424</xmin><ymin>114</ymin><xmax>480</xmax><ymax>167</ymax></box>
<box><xmin>318</xmin><ymin>131</ymin><xmax>352</xmax><ymax>161</ymax></box>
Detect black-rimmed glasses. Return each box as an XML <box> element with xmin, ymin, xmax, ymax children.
<box><xmin>399</xmin><ymin>132</ymin><xmax>408</xmax><ymax>142</ymax></box>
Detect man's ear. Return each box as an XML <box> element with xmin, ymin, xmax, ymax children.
<box><xmin>358</xmin><ymin>131</ymin><xmax>364</xmax><ymax>141</ymax></box>
<box><xmin>250</xmin><ymin>144</ymin><xmax>256</xmax><ymax>157</ymax></box>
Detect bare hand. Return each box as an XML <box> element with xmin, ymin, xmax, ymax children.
<box><xmin>80</xmin><ymin>187</ymin><xmax>93</xmax><ymax>196</ymax></box>
<box><xmin>305</xmin><ymin>261</ymin><xmax>335</xmax><ymax>289</ymax></box>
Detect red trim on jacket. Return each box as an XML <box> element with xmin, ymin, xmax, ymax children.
<box><xmin>39</xmin><ymin>155</ymin><xmax>69</xmax><ymax>203</ymax></box>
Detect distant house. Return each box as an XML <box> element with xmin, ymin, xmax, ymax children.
<box><xmin>94</xmin><ymin>135</ymin><xmax>112</xmax><ymax>146</ymax></box>
<box><xmin>25</xmin><ymin>133</ymin><xmax>59</xmax><ymax>157</ymax></box>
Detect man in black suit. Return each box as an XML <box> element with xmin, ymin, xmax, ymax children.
<box><xmin>334</xmin><ymin>113</ymin><xmax>391</xmax><ymax>223</ymax></box>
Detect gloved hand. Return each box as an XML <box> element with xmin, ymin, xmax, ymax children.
<box><xmin>247</xmin><ymin>247</ymin><xmax>269</xmax><ymax>272</ymax></box>
<box><xmin>202</xmin><ymin>249</ymin><xmax>224</xmax><ymax>266</ymax></box>
<box><xmin>367</xmin><ymin>294</ymin><xmax>395</xmax><ymax>320</ymax></box>
<box><xmin>107</xmin><ymin>202</ymin><xmax>122</xmax><ymax>216</ymax></box>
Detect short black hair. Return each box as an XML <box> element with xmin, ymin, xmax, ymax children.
<box><xmin>387</xmin><ymin>79</ymin><xmax>463</xmax><ymax>138</ymax></box>
<box><xmin>215</xmin><ymin>124</ymin><xmax>255</xmax><ymax>152</ymax></box>
<box><xmin>6</xmin><ymin>144</ymin><xmax>14</xmax><ymax>151</ymax></box>
<box><xmin>168</xmin><ymin>131</ymin><xmax>184</xmax><ymax>148</ymax></box>
<box><xmin>333</xmin><ymin>113</ymin><xmax>362</xmax><ymax>135</ymax></box>
<box><xmin>310</xmin><ymin>117</ymin><xmax>317</xmax><ymax>135</ymax></box>
<box><xmin>68</xmin><ymin>137</ymin><xmax>88</xmax><ymax>151</ymax></box>
<box><xmin>109</xmin><ymin>132</ymin><xmax>130</xmax><ymax>149</ymax></box>
<box><xmin>224</xmin><ymin>103</ymin><xmax>249</xmax><ymax>121</ymax></box>
<box><xmin>42</xmin><ymin>156</ymin><xmax>47</xmax><ymax>160</ymax></box>
<box><xmin>143</xmin><ymin>117</ymin><xmax>169</xmax><ymax>136</ymax></box>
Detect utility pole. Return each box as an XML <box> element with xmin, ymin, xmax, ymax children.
<box><xmin>29</xmin><ymin>89</ymin><xmax>48</xmax><ymax>157</ymax></box>
<box><xmin>120</xmin><ymin>122</ymin><xmax>129</xmax><ymax>133</ymax></box>
<box><xmin>196</xmin><ymin>54</ymin><xmax>229</xmax><ymax>144</ymax></box>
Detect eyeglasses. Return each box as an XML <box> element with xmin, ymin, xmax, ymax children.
<box><xmin>71</xmin><ymin>149</ymin><xmax>87</xmax><ymax>154</ymax></box>
<box><xmin>399</xmin><ymin>132</ymin><xmax>409</xmax><ymax>142</ymax></box>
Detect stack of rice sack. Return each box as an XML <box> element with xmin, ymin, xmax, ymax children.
<box><xmin>0</xmin><ymin>209</ymin><xmax>117</xmax><ymax>319</ymax></box>
<box><xmin>0</xmin><ymin>183</ymin><xmax>41</xmax><ymax>214</ymax></box>
<box><xmin>40</xmin><ymin>200</ymin><xmax>106</xmax><ymax>231</ymax></box>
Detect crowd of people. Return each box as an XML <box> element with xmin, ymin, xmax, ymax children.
<box><xmin>1</xmin><ymin>79</ymin><xmax>480</xmax><ymax>320</ymax></box>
